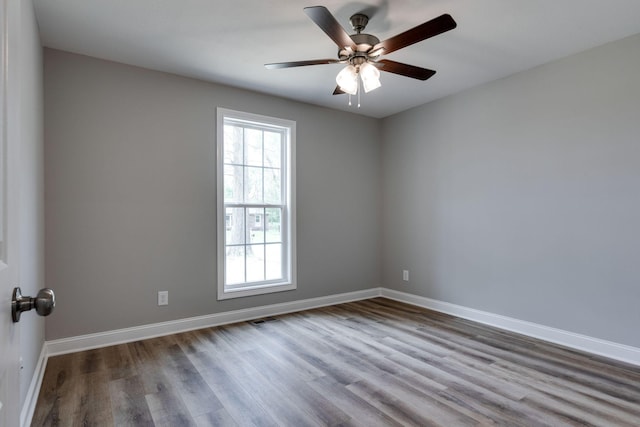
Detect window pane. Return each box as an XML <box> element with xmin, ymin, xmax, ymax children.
<box><xmin>224</xmin><ymin>165</ymin><xmax>244</xmax><ymax>203</ymax></box>
<box><xmin>264</xmin><ymin>131</ymin><xmax>281</xmax><ymax>169</ymax></box>
<box><xmin>246</xmin><ymin>245</ymin><xmax>265</xmax><ymax>282</ymax></box>
<box><xmin>224</xmin><ymin>124</ymin><xmax>243</xmax><ymax>165</ymax></box>
<box><xmin>264</xmin><ymin>168</ymin><xmax>281</xmax><ymax>204</ymax></box>
<box><xmin>226</xmin><ymin>246</ymin><xmax>245</xmax><ymax>285</ymax></box>
<box><xmin>244</xmin><ymin>166</ymin><xmax>263</xmax><ymax>203</ymax></box>
<box><xmin>265</xmin><ymin>244</ymin><xmax>283</xmax><ymax>281</ymax></box>
<box><xmin>265</xmin><ymin>208</ymin><xmax>281</xmax><ymax>243</ymax></box>
<box><xmin>225</xmin><ymin>207</ymin><xmax>245</xmax><ymax>245</ymax></box>
<box><xmin>245</xmin><ymin>128</ymin><xmax>263</xmax><ymax>166</ymax></box>
<box><xmin>247</xmin><ymin>208</ymin><xmax>265</xmax><ymax>244</ymax></box>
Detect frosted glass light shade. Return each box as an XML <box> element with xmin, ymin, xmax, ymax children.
<box><xmin>336</xmin><ymin>65</ymin><xmax>358</xmax><ymax>95</ymax></box>
<box><xmin>360</xmin><ymin>62</ymin><xmax>381</xmax><ymax>93</ymax></box>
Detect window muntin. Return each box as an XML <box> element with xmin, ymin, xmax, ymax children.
<box><xmin>217</xmin><ymin>109</ymin><xmax>296</xmax><ymax>299</ymax></box>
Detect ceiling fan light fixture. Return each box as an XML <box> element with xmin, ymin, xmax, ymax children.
<box><xmin>360</xmin><ymin>62</ymin><xmax>381</xmax><ymax>93</ymax></box>
<box><xmin>336</xmin><ymin>65</ymin><xmax>358</xmax><ymax>95</ymax></box>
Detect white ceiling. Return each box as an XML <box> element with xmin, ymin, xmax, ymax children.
<box><xmin>34</xmin><ymin>0</ymin><xmax>640</xmax><ymax>118</ymax></box>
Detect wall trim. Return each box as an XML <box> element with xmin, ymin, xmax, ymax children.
<box><xmin>28</xmin><ymin>286</ymin><xmax>640</xmax><ymax>424</ymax></box>
<box><xmin>381</xmin><ymin>288</ymin><xmax>640</xmax><ymax>367</ymax></box>
<box><xmin>46</xmin><ymin>288</ymin><xmax>382</xmax><ymax>356</ymax></box>
<box><xmin>20</xmin><ymin>344</ymin><xmax>47</xmax><ymax>427</ymax></box>
<box><xmin>45</xmin><ymin>287</ymin><xmax>640</xmax><ymax>364</ymax></box>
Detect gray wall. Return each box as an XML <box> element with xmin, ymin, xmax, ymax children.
<box><xmin>45</xmin><ymin>32</ymin><xmax>640</xmax><ymax>349</ymax></box>
<box><xmin>44</xmin><ymin>49</ymin><xmax>381</xmax><ymax>339</ymax></box>
<box><xmin>381</xmin><ymin>33</ymin><xmax>640</xmax><ymax>348</ymax></box>
<box><xmin>19</xmin><ymin>0</ymin><xmax>45</xmax><ymax>409</ymax></box>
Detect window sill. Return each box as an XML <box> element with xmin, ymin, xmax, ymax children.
<box><xmin>217</xmin><ymin>281</ymin><xmax>296</xmax><ymax>300</ymax></box>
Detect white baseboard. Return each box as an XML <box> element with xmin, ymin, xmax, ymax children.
<box><xmin>46</xmin><ymin>288</ymin><xmax>382</xmax><ymax>356</ymax></box>
<box><xmin>20</xmin><ymin>344</ymin><xmax>47</xmax><ymax>427</ymax></box>
<box><xmin>45</xmin><ymin>286</ymin><xmax>640</xmax><ymax>364</ymax></box>
<box><xmin>380</xmin><ymin>288</ymin><xmax>640</xmax><ymax>367</ymax></box>
<box><xmin>27</xmin><ymin>286</ymin><xmax>640</xmax><ymax>425</ymax></box>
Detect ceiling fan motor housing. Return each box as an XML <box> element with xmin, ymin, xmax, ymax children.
<box><xmin>339</xmin><ymin>32</ymin><xmax>381</xmax><ymax>64</ymax></box>
<box><xmin>351</xmin><ymin>33</ymin><xmax>380</xmax><ymax>50</ymax></box>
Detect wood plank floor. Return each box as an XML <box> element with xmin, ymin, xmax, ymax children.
<box><xmin>32</xmin><ymin>298</ymin><xmax>640</xmax><ymax>426</ymax></box>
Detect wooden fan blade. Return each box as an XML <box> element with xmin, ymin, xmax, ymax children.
<box><xmin>376</xmin><ymin>59</ymin><xmax>436</xmax><ymax>80</ymax></box>
<box><xmin>373</xmin><ymin>14</ymin><xmax>456</xmax><ymax>55</ymax></box>
<box><xmin>304</xmin><ymin>6</ymin><xmax>355</xmax><ymax>49</ymax></box>
<box><xmin>333</xmin><ymin>85</ymin><xmax>346</xmax><ymax>95</ymax></box>
<box><xmin>265</xmin><ymin>59</ymin><xmax>340</xmax><ymax>69</ymax></box>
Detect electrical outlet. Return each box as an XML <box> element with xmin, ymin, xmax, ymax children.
<box><xmin>158</xmin><ymin>291</ymin><xmax>168</xmax><ymax>306</ymax></box>
<box><xmin>402</xmin><ymin>270</ymin><xmax>409</xmax><ymax>282</ymax></box>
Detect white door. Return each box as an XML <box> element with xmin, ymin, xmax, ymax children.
<box><xmin>0</xmin><ymin>0</ymin><xmax>22</xmax><ymax>424</ymax></box>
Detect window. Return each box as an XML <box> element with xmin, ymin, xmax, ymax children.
<box><xmin>217</xmin><ymin>108</ymin><xmax>296</xmax><ymax>299</ymax></box>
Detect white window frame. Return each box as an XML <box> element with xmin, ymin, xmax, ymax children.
<box><xmin>216</xmin><ymin>108</ymin><xmax>296</xmax><ymax>299</ymax></box>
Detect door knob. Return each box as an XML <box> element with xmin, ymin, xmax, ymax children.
<box><xmin>11</xmin><ymin>287</ymin><xmax>55</xmax><ymax>322</ymax></box>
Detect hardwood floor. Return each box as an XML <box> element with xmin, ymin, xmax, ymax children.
<box><xmin>32</xmin><ymin>298</ymin><xmax>640</xmax><ymax>426</ymax></box>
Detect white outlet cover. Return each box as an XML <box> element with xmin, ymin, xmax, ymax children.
<box><xmin>158</xmin><ymin>291</ymin><xmax>168</xmax><ymax>306</ymax></box>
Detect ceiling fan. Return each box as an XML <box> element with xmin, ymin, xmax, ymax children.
<box><xmin>265</xmin><ymin>6</ymin><xmax>457</xmax><ymax>106</ymax></box>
